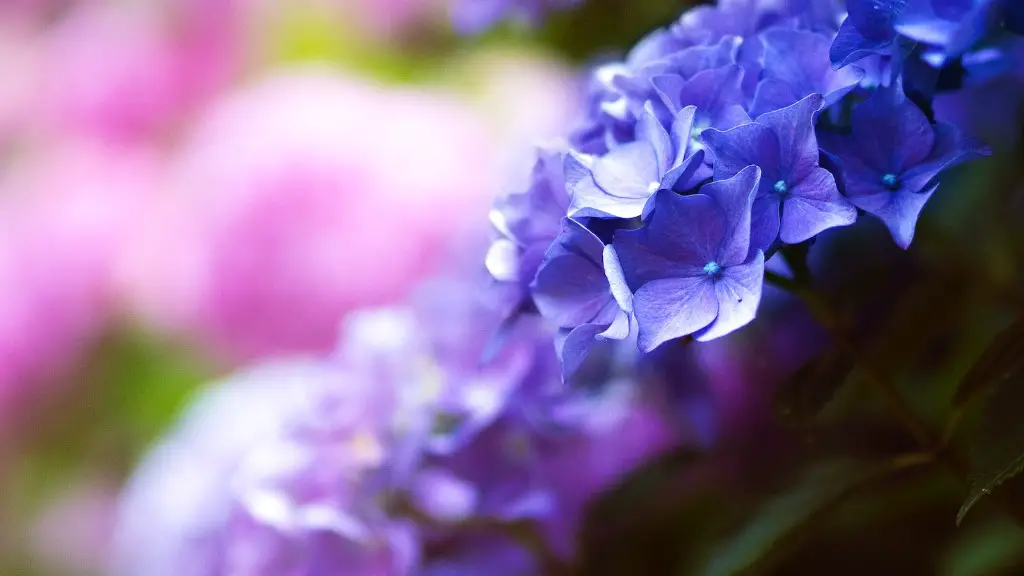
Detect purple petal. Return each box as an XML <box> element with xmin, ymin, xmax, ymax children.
<box><xmin>668</xmin><ymin>105</ymin><xmax>698</xmax><ymax>167</ymax></box>
<box><xmin>851</xmin><ymin>184</ymin><xmax>939</xmax><ymax>249</ymax></box>
<box><xmin>634</xmin><ymin>276</ymin><xmax>719</xmax><ymax>352</ymax></box>
<box><xmin>531</xmin><ymin>219</ymin><xmax>610</xmax><ymax>328</ymax></box>
<box><xmin>664</xmin><ymin>149</ymin><xmax>706</xmax><ymax>192</ymax></box>
<box><xmin>603</xmin><ymin>244</ymin><xmax>633</xmax><ymax>314</ymax></box>
<box><xmin>637</xmin><ymin>102</ymin><xmax>673</xmax><ymax>176</ymax></box>
<box><xmin>754</xmin><ymin>93</ymin><xmax>824</xmax><ymax>183</ymax></box>
<box><xmin>651</xmin><ymin>74</ymin><xmax>687</xmax><ymax>114</ymax></box>
<box><xmin>701</xmin><ymin>165</ymin><xmax>762</xmax><ymax>266</ymax></box>
<box><xmin>703</xmin><ymin>122</ymin><xmax>783</xmax><ymax>184</ymax></box>
<box><xmin>900</xmin><ymin>121</ymin><xmax>992</xmax><ymax>193</ymax></box>
<box><xmin>830</xmin><ymin>18</ymin><xmax>894</xmax><ymax>68</ymax></box>
<box><xmin>850</xmin><ymin>89</ymin><xmax>935</xmax><ymax>174</ymax></box>
<box><xmin>676</xmin><ymin>65</ymin><xmax>747</xmax><ymax>115</ymax></box>
<box><xmin>779</xmin><ymin>167</ymin><xmax>858</xmax><ymax>244</ymax></box>
<box><xmin>846</xmin><ymin>0</ymin><xmax>901</xmax><ymax>42</ymax></box>
<box><xmin>566</xmin><ymin>152</ymin><xmax>651</xmax><ymax>219</ymax></box>
<box><xmin>695</xmin><ymin>250</ymin><xmax>765</xmax><ymax>342</ymax></box>
<box><xmin>663</xmin><ymin>36</ymin><xmax>742</xmax><ymax>79</ymax></box>
<box><xmin>557</xmin><ymin>323</ymin><xmax>604</xmax><ymax>378</ymax></box>
<box><xmin>760</xmin><ymin>29</ymin><xmax>864</xmax><ymax>110</ymax></box>
<box><xmin>592</xmin><ymin>142</ymin><xmax>662</xmax><ymax>199</ymax></box>
<box><xmin>614</xmin><ymin>191</ymin><xmax>728</xmax><ymax>289</ymax></box>
<box><xmin>750</xmin><ymin>193</ymin><xmax>783</xmax><ymax>253</ymax></box>
<box><xmin>749</xmin><ymin>78</ymin><xmax>801</xmax><ymax>118</ymax></box>
<box><xmin>597</xmin><ymin>309</ymin><xmax>632</xmax><ymax>341</ymax></box>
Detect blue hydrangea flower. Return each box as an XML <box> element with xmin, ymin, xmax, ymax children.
<box><xmin>702</xmin><ymin>93</ymin><xmax>858</xmax><ymax>253</ymax></box>
<box><xmin>613</xmin><ymin>166</ymin><xmax>766</xmax><ymax>352</ymax></box>
<box><xmin>819</xmin><ymin>87</ymin><xmax>991</xmax><ymax>248</ymax></box>
<box><xmin>451</xmin><ymin>0</ymin><xmax>581</xmax><ymax>34</ymax></box>
<box><xmin>530</xmin><ymin>218</ymin><xmax>632</xmax><ymax>377</ymax></box>
<box><xmin>750</xmin><ymin>29</ymin><xmax>865</xmax><ymax>116</ymax></box>
<box><xmin>566</xmin><ymin>104</ymin><xmax>706</xmax><ymax>219</ymax></box>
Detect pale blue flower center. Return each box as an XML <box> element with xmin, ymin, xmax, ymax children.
<box><xmin>773</xmin><ymin>180</ymin><xmax>788</xmax><ymax>194</ymax></box>
<box><xmin>882</xmin><ymin>173</ymin><xmax>899</xmax><ymax>190</ymax></box>
<box><xmin>704</xmin><ymin>261</ymin><xmax>722</xmax><ymax>277</ymax></box>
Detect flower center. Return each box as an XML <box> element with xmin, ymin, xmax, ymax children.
<box><xmin>773</xmin><ymin>180</ymin><xmax>789</xmax><ymax>195</ymax></box>
<box><xmin>704</xmin><ymin>261</ymin><xmax>722</xmax><ymax>278</ymax></box>
<box><xmin>882</xmin><ymin>173</ymin><xmax>900</xmax><ymax>191</ymax></box>
<box><xmin>689</xmin><ymin>119</ymin><xmax>711</xmax><ymax>152</ymax></box>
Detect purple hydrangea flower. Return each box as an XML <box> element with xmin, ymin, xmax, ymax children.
<box><xmin>416</xmin><ymin>379</ymin><xmax>681</xmax><ymax>572</ymax></box>
<box><xmin>650</xmin><ymin>63</ymin><xmax>751</xmax><ymax>151</ymax></box>
<box><xmin>565</xmin><ymin>104</ymin><xmax>706</xmax><ymax>219</ymax></box>
<box><xmin>574</xmin><ymin>37</ymin><xmax>748</xmax><ymax>155</ymax></box>
<box><xmin>530</xmin><ymin>218</ymin><xmax>632</xmax><ymax>377</ymax></box>
<box><xmin>613</xmin><ymin>165</ymin><xmax>766</xmax><ymax>352</ymax></box>
<box><xmin>819</xmin><ymin>87</ymin><xmax>991</xmax><ymax>248</ymax></box>
<box><xmin>113</xmin><ymin>353</ymin><xmax>424</xmax><ymax>576</ymax></box>
<box><xmin>486</xmin><ymin>146</ymin><xmax>569</xmax><ymax>315</ymax></box>
<box><xmin>702</xmin><ymin>93</ymin><xmax>858</xmax><ymax>252</ymax></box>
<box><xmin>750</xmin><ymin>29</ymin><xmax>865</xmax><ymax>116</ymax></box>
<box><xmin>831</xmin><ymin>0</ymin><xmax>1002</xmax><ymax>67</ymax></box>
<box><xmin>451</xmin><ymin>0</ymin><xmax>581</xmax><ymax>34</ymax></box>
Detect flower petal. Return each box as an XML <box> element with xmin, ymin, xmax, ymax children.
<box><xmin>695</xmin><ymin>250</ymin><xmax>765</xmax><ymax>342</ymax></box>
<box><xmin>634</xmin><ymin>276</ymin><xmax>718</xmax><ymax>352</ymax></box>
<box><xmin>779</xmin><ymin>167</ymin><xmax>858</xmax><ymax>244</ymax></box>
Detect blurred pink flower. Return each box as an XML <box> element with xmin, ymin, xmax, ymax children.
<box><xmin>335</xmin><ymin>0</ymin><xmax>439</xmax><ymax>38</ymax></box>
<box><xmin>0</xmin><ymin>141</ymin><xmax>159</xmax><ymax>438</ymax></box>
<box><xmin>120</xmin><ymin>68</ymin><xmax>498</xmax><ymax>362</ymax></box>
<box><xmin>0</xmin><ymin>17</ymin><xmax>40</xmax><ymax>145</ymax></box>
<box><xmin>37</xmin><ymin>0</ymin><xmax>240</xmax><ymax>145</ymax></box>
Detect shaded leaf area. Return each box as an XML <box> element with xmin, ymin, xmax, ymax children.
<box><xmin>953</xmin><ymin>316</ymin><xmax>1024</xmax><ymax>409</ymax></box>
<box><xmin>696</xmin><ymin>457</ymin><xmax>930</xmax><ymax>576</ymax></box>
<box><xmin>573</xmin><ymin>446</ymin><xmax>723</xmax><ymax>576</ymax></box>
<box><xmin>774</xmin><ymin>348</ymin><xmax>854</xmax><ymax>426</ymax></box>
<box><xmin>959</xmin><ymin>366</ymin><xmax>1024</xmax><ymax>525</ymax></box>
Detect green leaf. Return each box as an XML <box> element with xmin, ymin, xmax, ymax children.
<box><xmin>958</xmin><ymin>364</ymin><xmax>1024</xmax><ymax>525</ymax></box>
<box><xmin>698</xmin><ymin>456</ymin><xmax>926</xmax><ymax>576</ymax></box>
<box><xmin>953</xmin><ymin>316</ymin><xmax>1024</xmax><ymax>409</ymax></box>
<box><xmin>774</xmin><ymin>348</ymin><xmax>854</xmax><ymax>426</ymax></box>
<box><xmin>942</xmin><ymin>518</ymin><xmax>1024</xmax><ymax>576</ymax></box>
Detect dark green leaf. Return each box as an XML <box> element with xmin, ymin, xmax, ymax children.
<box><xmin>774</xmin><ymin>348</ymin><xmax>854</xmax><ymax>426</ymax></box>
<box><xmin>697</xmin><ymin>457</ymin><xmax>923</xmax><ymax>576</ymax></box>
<box><xmin>953</xmin><ymin>316</ymin><xmax>1024</xmax><ymax>409</ymax></box>
<box><xmin>958</xmin><ymin>365</ymin><xmax>1024</xmax><ymax>525</ymax></box>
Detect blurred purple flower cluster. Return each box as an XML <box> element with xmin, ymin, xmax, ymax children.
<box><xmin>488</xmin><ymin>0</ymin><xmax>1019</xmax><ymax>379</ymax></box>
<box><xmin>115</xmin><ymin>263</ymin><xmax>685</xmax><ymax>575</ymax></box>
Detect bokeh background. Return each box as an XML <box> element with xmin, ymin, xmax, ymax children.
<box><xmin>4</xmin><ymin>1</ymin><xmax>1024</xmax><ymax>575</ymax></box>
<box><xmin>0</xmin><ymin>1</ymin><xmax>598</xmax><ymax>573</ymax></box>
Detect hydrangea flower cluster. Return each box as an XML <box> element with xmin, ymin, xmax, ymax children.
<box><xmin>487</xmin><ymin>0</ymin><xmax>1006</xmax><ymax>376</ymax></box>
<box><xmin>114</xmin><ymin>270</ymin><xmax>684</xmax><ymax>575</ymax></box>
